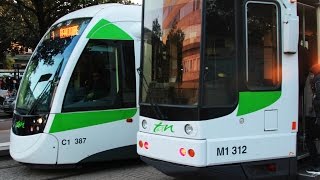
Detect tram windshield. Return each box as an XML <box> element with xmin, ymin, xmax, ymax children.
<box><xmin>141</xmin><ymin>0</ymin><xmax>281</xmax><ymax>120</ymax></box>
<box><xmin>141</xmin><ymin>0</ymin><xmax>202</xmax><ymax>106</ymax></box>
<box><xmin>16</xmin><ymin>18</ymin><xmax>91</xmax><ymax>114</ymax></box>
<box><xmin>141</xmin><ymin>0</ymin><xmax>237</xmax><ymax>107</ymax></box>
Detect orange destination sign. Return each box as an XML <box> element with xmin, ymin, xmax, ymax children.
<box><xmin>60</xmin><ymin>25</ymin><xmax>79</xmax><ymax>38</ymax></box>
<box><xmin>51</xmin><ymin>25</ymin><xmax>79</xmax><ymax>39</ymax></box>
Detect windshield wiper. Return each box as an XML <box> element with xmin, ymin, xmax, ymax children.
<box><xmin>26</xmin><ymin>60</ymin><xmax>63</xmax><ymax>115</ymax></box>
<box><xmin>27</xmin><ymin>79</ymin><xmax>54</xmax><ymax>115</ymax></box>
<box><xmin>137</xmin><ymin>67</ymin><xmax>166</xmax><ymax>120</ymax></box>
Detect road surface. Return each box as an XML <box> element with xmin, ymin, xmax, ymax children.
<box><xmin>0</xmin><ymin>157</ymin><xmax>173</xmax><ymax>180</ymax></box>
<box><xmin>0</xmin><ymin>109</ymin><xmax>11</xmax><ymax>144</ymax></box>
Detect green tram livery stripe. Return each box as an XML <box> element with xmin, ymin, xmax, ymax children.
<box><xmin>237</xmin><ymin>91</ymin><xmax>281</xmax><ymax>116</ymax></box>
<box><xmin>87</xmin><ymin>19</ymin><xmax>133</xmax><ymax>40</ymax></box>
<box><xmin>49</xmin><ymin>108</ymin><xmax>137</xmax><ymax>133</ymax></box>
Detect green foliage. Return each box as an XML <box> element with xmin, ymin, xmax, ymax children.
<box><xmin>4</xmin><ymin>55</ymin><xmax>15</xmax><ymax>69</ymax></box>
<box><xmin>0</xmin><ymin>0</ymin><xmax>134</xmax><ymax>64</ymax></box>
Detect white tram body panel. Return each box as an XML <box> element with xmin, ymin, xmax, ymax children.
<box><xmin>10</xmin><ymin>4</ymin><xmax>141</xmax><ymax>165</ymax></box>
<box><xmin>138</xmin><ymin>0</ymin><xmax>300</xmax><ymax>170</ymax></box>
<box><xmin>10</xmin><ymin>131</ymin><xmax>59</xmax><ymax>164</ymax></box>
<box><xmin>54</xmin><ymin>112</ymin><xmax>139</xmax><ymax>164</ymax></box>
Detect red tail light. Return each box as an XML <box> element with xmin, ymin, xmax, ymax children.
<box><xmin>188</xmin><ymin>149</ymin><xmax>195</xmax><ymax>157</ymax></box>
<box><xmin>139</xmin><ymin>140</ymin><xmax>143</xmax><ymax>148</ymax></box>
<box><xmin>292</xmin><ymin>121</ymin><xmax>297</xmax><ymax>130</ymax></box>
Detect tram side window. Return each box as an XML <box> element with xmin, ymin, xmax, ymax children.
<box><xmin>203</xmin><ymin>0</ymin><xmax>237</xmax><ymax>107</ymax></box>
<box><xmin>62</xmin><ymin>40</ymin><xmax>136</xmax><ymax>112</ymax></box>
<box><xmin>246</xmin><ymin>3</ymin><xmax>280</xmax><ymax>89</ymax></box>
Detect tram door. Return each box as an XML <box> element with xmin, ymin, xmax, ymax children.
<box><xmin>297</xmin><ymin>2</ymin><xmax>318</xmax><ymax>158</ymax></box>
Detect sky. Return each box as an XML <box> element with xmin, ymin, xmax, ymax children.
<box><xmin>131</xmin><ymin>0</ymin><xmax>142</xmax><ymax>4</ymax></box>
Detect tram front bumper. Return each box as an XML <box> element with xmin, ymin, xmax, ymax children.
<box><xmin>137</xmin><ymin>131</ymin><xmax>207</xmax><ymax>167</ymax></box>
<box><xmin>10</xmin><ymin>130</ymin><xmax>58</xmax><ymax>165</ymax></box>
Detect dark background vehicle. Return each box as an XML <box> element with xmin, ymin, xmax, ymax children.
<box><xmin>2</xmin><ymin>92</ymin><xmax>16</xmax><ymax>114</ymax></box>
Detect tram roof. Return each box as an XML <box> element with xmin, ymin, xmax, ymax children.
<box><xmin>53</xmin><ymin>4</ymin><xmax>141</xmax><ymax>26</ymax></box>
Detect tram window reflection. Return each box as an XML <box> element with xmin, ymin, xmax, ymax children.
<box><xmin>141</xmin><ymin>0</ymin><xmax>202</xmax><ymax>106</ymax></box>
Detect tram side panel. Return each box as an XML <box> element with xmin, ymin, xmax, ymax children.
<box><xmin>50</xmin><ymin>19</ymin><xmax>141</xmax><ymax>164</ymax></box>
<box><xmin>51</xmin><ymin>113</ymin><xmax>138</xmax><ymax>164</ymax></box>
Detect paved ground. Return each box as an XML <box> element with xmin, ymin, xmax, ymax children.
<box><xmin>0</xmin><ymin>157</ymin><xmax>174</xmax><ymax>180</ymax></box>
<box><xmin>0</xmin><ymin>110</ymin><xmax>12</xmax><ymax>144</ymax></box>
<box><xmin>0</xmin><ymin>120</ymin><xmax>11</xmax><ymax>130</ymax></box>
<box><xmin>0</xmin><ymin>130</ymin><xmax>10</xmax><ymax>144</ymax></box>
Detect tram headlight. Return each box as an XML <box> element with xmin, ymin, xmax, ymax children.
<box><xmin>37</xmin><ymin>117</ymin><xmax>43</xmax><ymax>124</ymax></box>
<box><xmin>185</xmin><ymin>124</ymin><xmax>193</xmax><ymax>135</ymax></box>
<box><xmin>25</xmin><ymin>115</ymin><xmax>48</xmax><ymax>135</ymax></box>
<box><xmin>29</xmin><ymin>116</ymin><xmax>48</xmax><ymax>134</ymax></box>
<box><xmin>142</xmin><ymin>120</ymin><xmax>148</xmax><ymax>129</ymax></box>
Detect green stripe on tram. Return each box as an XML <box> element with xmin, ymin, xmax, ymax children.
<box><xmin>237</xmin><ymin>91</ymin><xmax>281</xmax><ymax>116</ymax></box>
<box><xmin>87</xmin><ymin>19</ymin><xmax>133</xmax><ymax>40</ymax></box>
<box><xmin>49</xmin><ymin>108</ymin><xmax>137</xmax><ymax>133</ymax></box>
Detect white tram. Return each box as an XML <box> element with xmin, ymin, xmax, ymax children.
<box><xmin>10</xmin><ymin>4</ymin><xmax>141</xmax><ymax>166</ymax></box>
<box><xmin>137</xmin><ymin>0</ymin><xmax>320</xmax><ymax>179</ymax></box>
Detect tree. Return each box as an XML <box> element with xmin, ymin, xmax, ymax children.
<box><xmin>4</xmin><ymin>56</ymin><xmax>15</xmax><ymax>69</ymax></box>
<box><xmin>0</xmin><ymin>0</ymin><xmax>133</xmax><ymax>63</ymax></box>
<box><xmin>0</xmin><ymin>3</ymin><xmax>33</xmax><ymax>64</ymax></box>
